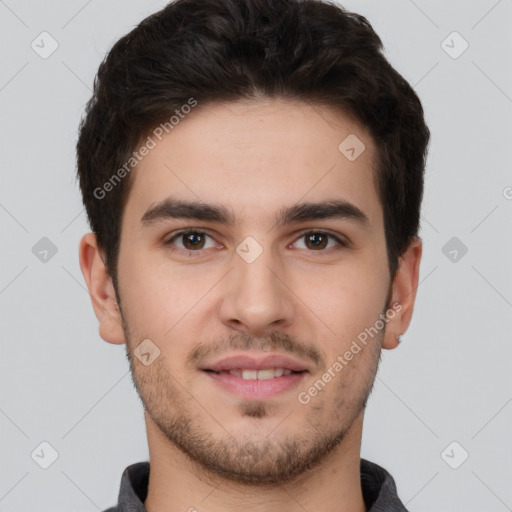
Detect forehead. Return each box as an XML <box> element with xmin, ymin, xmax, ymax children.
<box><xmin>123</xmin><ymin>98</ymin><xmax>382</xmax><ymax>231</ymax></box>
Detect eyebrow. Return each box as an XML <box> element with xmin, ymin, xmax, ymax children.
<box><xmin>140</xmin><ymin>198</ymin><xmax>370</xmax><ymax>229</ymax></box>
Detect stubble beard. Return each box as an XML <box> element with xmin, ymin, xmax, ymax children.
<box><xmin>121</xmin><ymin>312</ymin><xmax>384</xmax><ymax>487</ymax></box>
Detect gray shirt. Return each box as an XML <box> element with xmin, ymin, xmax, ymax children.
<box><xmin>103</xmin><ymin>458</ymin><xmax>409</xmax><ymax>511</ymax></box>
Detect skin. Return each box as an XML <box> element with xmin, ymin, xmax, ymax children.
<box><xmin>80</xmin><ymin>98</ymin><xmax>422</xmax><ymax>512</ymax></box>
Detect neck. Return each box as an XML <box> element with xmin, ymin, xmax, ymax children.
<box><xmin>143</xmin><ymin>413</ymin><xmax>367</xmax><ymax>512</ymax></box>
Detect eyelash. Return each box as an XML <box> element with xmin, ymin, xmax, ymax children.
<box><xmin>164</xmin><ymin>228</ymin><xmax>349</xmax><ymax>257</ymax></box>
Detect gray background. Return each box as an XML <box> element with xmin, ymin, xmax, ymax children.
<box><xmin>1</xmin><ymin>0</ymin><xmax>511</xmax><ymax>510</ymax></box>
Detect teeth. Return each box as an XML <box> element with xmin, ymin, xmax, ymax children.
<box><xmin>256</xmin><ymin>369</ymin><xmax>275</xmax><ymax>380</ymax></box>
<box><xmin>224</xmin><ymin>368</ymin><xmax>297</xmax><ymax>380</ymax></box>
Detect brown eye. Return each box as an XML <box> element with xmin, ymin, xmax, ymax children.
<box><xmin>166</xmin><ymin>230</ymin><xmax>217</xmax><ymax>253</ymax></box>
<box><xmin>181</xmin><ymin>232</ymin><xmax>206</xmax><ymax>250</ymax></box>
<box><xmin>293</xmin><ymin>231</ymin><xmax>347</xmax><ymax>251</ymax></box>
<box><xmin>304</xmin><ymin>232</ymin><xmax>328</xmax><ymax>250</ymax></box>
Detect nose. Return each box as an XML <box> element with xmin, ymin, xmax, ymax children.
<box><xmin>218</xmin><ymin>246</ymin><xmax>295</xmax><ymax>338</ymax></box>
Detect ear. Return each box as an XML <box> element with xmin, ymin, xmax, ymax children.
<box><xmin>382</xmin><ymin>237</ymin><xmax>422</xmax><ymax>350</ymax></box>
<box><xmin>79</xmin><ymin>233</ymin><xmax>125</xmax><ymax>345</ymax></box>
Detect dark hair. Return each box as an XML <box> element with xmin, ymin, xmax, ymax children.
<box><xmin>77</xmin><ymin>0</ymin><xmax>430</xmax><ymax>289</ymax></box>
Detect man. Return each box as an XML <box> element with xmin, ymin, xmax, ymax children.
<box><xmin>77</xmin><ymin>0</ymin><xmax>429</xmax><ymax>510</ymax></box>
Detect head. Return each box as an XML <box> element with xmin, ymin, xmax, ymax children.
<box><xmin>78</xmin><ymin>0</ymin><xmax>428</xmax><ymax>486</ymax></box>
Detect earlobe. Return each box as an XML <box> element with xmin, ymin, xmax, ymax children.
<box><xmin>79</xmin><ymin>233</ymin><xmax>125</xmax><ymax>345</ymax></box>
<box><xmin>382</xmin><ymin>237</ymin><xmax>422</xmax><ymax>350</ymax></box>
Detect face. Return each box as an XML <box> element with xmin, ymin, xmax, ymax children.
<box><xmin>82</xmin><ymin>98</ymin><xmax>420</xmax><ymax>486</ymax></box>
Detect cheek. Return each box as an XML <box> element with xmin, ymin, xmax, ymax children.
<box><xmin>117</xmin><ymin>254</ymin><xmax>224</xmax><ymax>367</ymax></box>
<box><xmin>294</xmin><ymin>262</ymin><xmax>388</xmax><ymax>352</ymax></box>
<box><xmin>117</xmin><ymin>255</ymin><xmax>183</xmax><ymax>338</ymax></box>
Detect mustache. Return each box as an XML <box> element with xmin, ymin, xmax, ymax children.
<box><xmin>187</xmin><ymin>331</ymin><xmax>324</xmax><ymax>370</ymax></box>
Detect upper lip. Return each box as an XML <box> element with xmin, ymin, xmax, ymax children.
<box><xmin>201</xmin><ymin>353</ymin><xmax>311</xmax><ymax>373</ymax></box>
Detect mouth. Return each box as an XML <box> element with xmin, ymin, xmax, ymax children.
<box><xmin>202</xmin><ymin>369</ymin><xmax>309</xmax><ymax>399</ymax></box>
<box><xmin>203</xmin><ymin>368</ymin><xmax>306</xmax><ymax>379</ymax></box>
<box><xmin>200</xmin><ymin>353</ymin><xmax>311</xmax><ymax>399</ymax></box>
<box><xmin>200</xmin><ymin>352</ymin><xmax>311</xmax><ymax>373</ymax></box>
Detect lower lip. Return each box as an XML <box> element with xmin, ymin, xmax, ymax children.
<box><xmin>203</xmin><ymin>371</ymin><xmax>308</xmax><ymax>399</ymax></box>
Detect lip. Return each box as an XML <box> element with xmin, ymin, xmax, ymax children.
<box><xmin>200</xmin><ymin>353</ymin><xmax>311</xmax><ymax>373</ymax></box>
<box><xmin>200</xmin><ymin>352</ymin><xmax>311</xmax><ymax>400</ymax></box>
<box><xmin>203</xmin><ymin>370</ymin><xmax>309</xmax><ymax>400</ymax></box>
